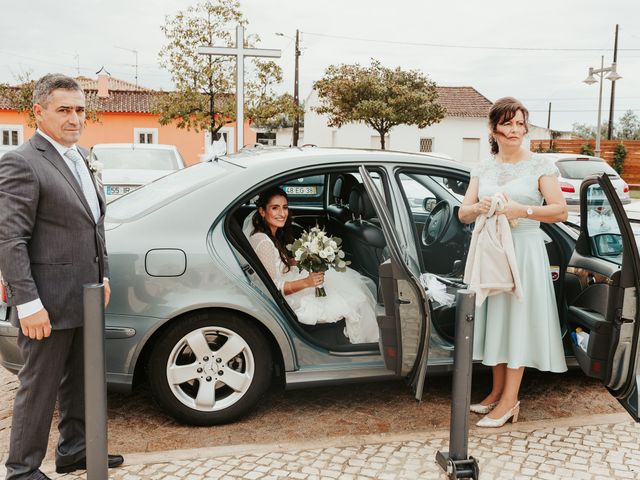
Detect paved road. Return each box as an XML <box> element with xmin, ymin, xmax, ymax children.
<box><xmin>0</xmin><ymin>365</ymin><xmax>625</xmax><ymax>465</ymax></box>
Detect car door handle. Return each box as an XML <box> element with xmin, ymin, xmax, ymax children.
<box><xmin>587</xmin><ymin>274</ymin><xmax>596</xmax><ymax>286</ymax></box>
<box><xmin>397</xmin><ymin>298</ymin><xmax>411</xmax><ymax>305</ymax></box>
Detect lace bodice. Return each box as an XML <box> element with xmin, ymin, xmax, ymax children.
<box><xmin>471</xmin><ymin>154</ymin><xmax>559</xmax><ymax>219</ymax></box>
<box><xmin>249</xmin><ymin>232</ymin><xmax>296</xmax><ymax>292</ymax></box>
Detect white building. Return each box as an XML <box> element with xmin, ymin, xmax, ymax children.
<box><xmin>302</xmin><ymin>86</ymin><xmax>494</xmax><ymax>164</ymax></box>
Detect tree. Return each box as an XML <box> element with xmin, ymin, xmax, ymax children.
<box><xmin>245</xmin><ymin>61</ymin><xmax>304</xmax><ymax>132</ymax></box>
<box><xmin>313</xmin><ymin>59</ymin><xmax>445</xmax><ymax>150</ymax></box>
<box><xmin>613</xmin><ymin>142</ymin><xmax>627</xmax><ymax>174</ymax></box>
<box><xmin>154</xmin><ymin>0</ymin><xmax>244</xmax><ymax>143</ymax></box>
<box><xmin>617</xmin><ymin>110</ymin><xmax>640</xmax><ymax>140</ymax></box>
<box><xmin>580</xmin><ymin>142</ymin><xmax>595</xmax><ymax>156</ymax></box>
<box><xmin>571</xmin><ymin>122</ymin><xmax>608</xmax><ymax>139</ymax></box>
<box><xmin>155</xmin><ymin>0</ymin><xmax>294</xmax><ymax>148</ymax></box>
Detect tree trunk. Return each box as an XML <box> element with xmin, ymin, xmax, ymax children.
<box><xmin>378</xmin><ymin>128</ymin><xmax>387</xmax><ymax>150</ymax></box>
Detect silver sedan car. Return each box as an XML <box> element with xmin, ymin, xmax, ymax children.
<box><xmin>0</xmin><ymin>147</ymin><xmax>639</xmax><ymax>426</ymax></box>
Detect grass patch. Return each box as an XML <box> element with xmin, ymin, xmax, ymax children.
<box><xmin>631</xmin><ymin>190</ymin><xmax>640</xmax><ymax>199</ymax></box>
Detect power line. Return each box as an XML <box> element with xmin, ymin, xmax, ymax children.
<box><xmin>302</xmin><ymin>31</ymin><xmax>640</xmax><ymax>52</ymax></box>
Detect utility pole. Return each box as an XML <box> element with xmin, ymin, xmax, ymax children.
<box><xmin>607</xmin><ymin>24</ymin><xmax>619</xmax><ymax>140</ymax></box>
<box><xmin>293</xmin><ymin>29</ymin><xmax>301</xmax><ymax>147</ymax></box>
<box><xmin>547</xmin><ymin>102</ymin><xmax>552</xmax><ymax>150</ymax></box>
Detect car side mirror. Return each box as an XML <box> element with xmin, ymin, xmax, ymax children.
<box><xmin>423</xmin><ymin>197</ymin><xmax>437</xmax><ymax>212</ymax></box>
<box><xmin>591</xmin><ymin>233</ymin><xmax>623</xmax><ymax>257</ymax></box>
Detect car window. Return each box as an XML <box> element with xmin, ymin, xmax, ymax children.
<box><xmin>585</xmin><ymin>184</ymin><xmax>623</xmax><ymax>264</ymax></box>
<box><xmin>557</xmin><ymin>160</ymin><xmax>619</xmax><ymax>180</ymax></box>
<box><xmin>397</xmin><ymin>172</ymin><xmax>468</xmax><ymax>214</ymax></box>
<box><xmin>400</xmin><ymin>176</ymin><xmax>436</xmax><ymax>213</ymax></box>
<box><xmin>280</xmin><ymin>175</ymin><xmax>325</xmax><ymax>207</ymax></box>
<box><xmin>92</xmin><ymin>148</ymin><xmax>179</xmax><ymax>171</ymax></box>
<box><xmin>106</xmin><ymin>162</ymin><xmax>234</xmax><ymax>222</ymax></box>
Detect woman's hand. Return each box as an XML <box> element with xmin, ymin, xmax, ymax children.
<box><xmin>501</xmin><ymin>192</ymin><xmax>526</xmax><ymax>221</ymax></box>
<box><xmin>474</xmin><ymin>197</ymin><xmax>493</xmax><ymax>216</ymax></box>
<box><xmin>305</xmin><ymin>272</ymin><xmax>325</xmax><ymax>288</ymax></box>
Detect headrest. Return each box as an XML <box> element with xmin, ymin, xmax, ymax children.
<box><xmin>348</xmin><ymin>185</ymin><xmax>363</xmax><ymax>216</ymax></box>
<box><xmin>359</xmin><ymin>188</ymin><xmax>377</xmax><ymax>220</ymax></box>
<box><xmin>333</xmin><ymin>174</ymin><xmax>359</xmax><ymax>202</ymax></box>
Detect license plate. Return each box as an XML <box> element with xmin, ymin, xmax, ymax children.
<box><xmin>106</xmin><ymin>185</ymin><xmax>137</xmax><ymax>196</ymax></box>
<box><xmin>285</xmin><ymin>186</ymin><xmax>317</xmax><ymax>195</ymax></box>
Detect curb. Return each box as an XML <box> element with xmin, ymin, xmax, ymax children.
<box><xmin>62</xmin><ymin>412</ymin><xmax>632</xmax><ymax>468</ymax></box>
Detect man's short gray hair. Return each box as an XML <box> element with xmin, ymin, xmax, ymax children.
<box><xmin>32</xmin><ymin>73</ymin><xmax>83</xmax><ymax>107</ymax></box>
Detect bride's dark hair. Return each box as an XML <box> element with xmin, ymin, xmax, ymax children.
<box><xmin>252</xmin><ymin>186</ymin><xmax>295</xmax><ymax>271</ymax></box>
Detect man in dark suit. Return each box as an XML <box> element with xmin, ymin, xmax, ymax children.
<box><xmin>0</xmin><ymin>74</ymin><xmax>123</xmax><ymax>479</ymax></box>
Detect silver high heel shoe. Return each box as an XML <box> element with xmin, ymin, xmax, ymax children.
<box><xmin>470</xmin><ymin>401</ymin><xmax>498</xmax><ymax>414</ymax></box>
<box><xmin>476</xmin><ymin>401</ymin><xmax>520</xmax><ymax>428</ymax></box>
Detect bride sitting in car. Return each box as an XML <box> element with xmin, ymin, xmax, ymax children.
<box><xmin>247</xmin><ymin>186</ymin><xmax>379</xmax><ymax>344</ymax></box>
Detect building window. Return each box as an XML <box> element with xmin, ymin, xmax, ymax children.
<box><xmin>256</xmin><ymin>132</ymin><xmax>276</xmax><ymax>146</ymax></box>
<box><xmin>419</xmin><ymin>137</ymin><xmax>434</xmax><ymax>153</ymax></box>
<box><xmin>0</xmin><ymin>125</ymin><xmax>23</xmax><ymax>148</ymax></box>
<box><xmin>134</xmin><ymin>128</ymin><xmax>158</xmax><ymax>144</ymax></box>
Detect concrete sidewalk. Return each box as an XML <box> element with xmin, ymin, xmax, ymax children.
<box><xmin>23</xmin><ymin>412</ymin><xmax>639</xmax><ymax>480</ymax></box>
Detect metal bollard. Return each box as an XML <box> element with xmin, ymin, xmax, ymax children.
<box><xmin>83</xmin><ymin>284</ymin><xmax>108</xmax><ymax>480</ymax></box>
<box><xmin>436</xmin><ymin>290</ymin><xmax>479</xmax><ymax>479</ymax></box>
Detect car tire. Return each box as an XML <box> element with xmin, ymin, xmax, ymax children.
<box><xmin>147</xmin><ymin>311</ymin><xmax>272</xmax><ymax>425</ymax></box>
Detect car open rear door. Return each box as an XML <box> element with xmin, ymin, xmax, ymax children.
<box><xmin>567</xmin><ymin>173</ymin><xmax>640</xmax><ymax>421</ymax></box>
<box><xmin>359</xmin><ymin>166</ymin><xmax>431</xmax><ymax>401</ymax></box>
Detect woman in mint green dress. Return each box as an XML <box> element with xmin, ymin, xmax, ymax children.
<box><xmin>459</xmin><ymin>97</ymin><xmax>568</xmax><ymax>428</ymax></box>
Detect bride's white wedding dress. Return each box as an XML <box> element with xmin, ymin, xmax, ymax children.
<box><xmin>249</xmin><ymin>232</ymin><xmax>379</xmax><ymax>344</ymax></box>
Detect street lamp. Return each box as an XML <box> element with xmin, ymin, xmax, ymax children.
<box><xmin>583</xmin><ymin>56</ymin><xmax>622</xmax><ymax>157</ymax></box>
<box><xmin>276</xmin><ymin>30</ymin><xmax>301</xmax><ymax>146</ymax></box>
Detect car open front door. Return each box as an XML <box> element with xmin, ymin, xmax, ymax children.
<box><xmin>567</xmin><ymin>173</ymin><xmax>639</xmax><ymax>421</ymax></box>
<box><xmin>359</xmin><ymin>166</ymin><xmax>431</xmax><ymax>401</ymax></box>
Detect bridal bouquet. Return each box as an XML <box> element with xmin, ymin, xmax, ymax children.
<box><xmin>287</xmin><ymin>226</ymin><xmax>349</xmax><ymax>297</ymax></box>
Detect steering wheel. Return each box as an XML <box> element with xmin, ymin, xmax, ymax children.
<box><xmin>422</xmin><ymin>200</ymin><xmax>453</xmax><ymax>247</ymax></box>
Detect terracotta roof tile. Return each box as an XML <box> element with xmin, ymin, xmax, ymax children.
<box><xmin>84</xmin><ymin>89</ymin><xmax>157</xmax><ymax>113</ymax></box>
<box><xmin>435</xmin><ymin>86</ymin><xmax>492</xmax><ymax>117</ymax></box>
<box><xmin>76</xmin><ymin>76</ymin><xmax>150</xmax><ymax>92</ymax></box>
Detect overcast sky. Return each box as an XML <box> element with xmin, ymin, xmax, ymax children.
<box><xmin>2</xmin><ymin>0</ymin><xmax>639</xmax><ymax>132</ymax></box>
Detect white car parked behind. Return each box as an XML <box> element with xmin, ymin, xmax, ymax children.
<box><xmin>537</xmin><ymin>153</ymin><xmax>630</xmax><ymax>207</ymax></box>
<box><xmin>91</xmin><ymin>143</ymin><xmax>186</xmax><ymax>203</ymax></box>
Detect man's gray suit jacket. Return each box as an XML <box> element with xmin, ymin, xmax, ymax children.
<box><xmin>0</xmin><ymin>133</ymin><xmax>109</xmax><ymax>329</ymax></box>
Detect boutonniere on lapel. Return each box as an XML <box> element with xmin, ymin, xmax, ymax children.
<box><xmin>87</xmin><ymin>157</ymin><xmax>103</xmax><ymax>175</ymax></box>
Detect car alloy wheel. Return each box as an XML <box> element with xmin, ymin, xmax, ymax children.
<box><xmin>148</xmin><ymin>312</ymin><xmax>272</xmax><ymax>425</ymax></box>
<box><xmin>166</xmin><ymin>326</ymin><xmax>254</xmax><ymax>412</ymax></box>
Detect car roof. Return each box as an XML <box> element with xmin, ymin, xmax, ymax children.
<box><xmin>92</xmin><ymin>143</ymin><xmax>179</xmax><ymax>151</ymax></box>
<box><xmin>218</xmin><ymin>146</ymin><xmax>467</xmax><ymax>172</ymax></box>
<box><xmin>535</xmin><ymin>153</ymin><xmax>605</xmax><ymax>162</ymax></box>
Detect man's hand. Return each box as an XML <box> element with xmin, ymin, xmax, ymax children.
<box><xmin>20</xmin><ymin>308</ymin><xmax>51</xmax><ymax>340</ymax></box>
<box><xmin>104</xmin><ymin>280</ymin><xmax>111</xmax><ymax>307</ymax></box>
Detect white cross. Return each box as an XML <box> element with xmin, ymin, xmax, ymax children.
<box><xmin>198</xmin><ymin>25</ymin><xmax>281</xmax><ymax>153</ymax></box>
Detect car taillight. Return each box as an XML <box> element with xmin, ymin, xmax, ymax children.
<box><xmin>0</xmin><ymin>284</ymin><xmax>5</xmax><ymax>303</ymax></box>
<box><xmin>560</xmin><ymin>182</ymin><xmax>575</xmax><ymax>193</ymax></box>
<box><xmin>623</xmin><ymin>184</ymin><xmax>629</xmax><ymax>193</ymax></box>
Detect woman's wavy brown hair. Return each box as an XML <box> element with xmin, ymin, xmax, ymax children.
<box><xmin>488</xmin><ymin>97</ymin><xmax>529</xmax><ymax>155</ymax></box>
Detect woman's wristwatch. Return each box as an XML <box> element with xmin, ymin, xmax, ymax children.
<box><xmin>525</xmin><ymin>206</ymin><xmax>534</xmax><ymax>217</ymax></box>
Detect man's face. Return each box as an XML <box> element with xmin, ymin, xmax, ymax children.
<box><xmin>33</xmin><ymin>89</ymin><xmax>86</xmax><ymax>147</ymax></box>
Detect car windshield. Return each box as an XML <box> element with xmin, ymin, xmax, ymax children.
<box><xmin>556</xmin><ymin>159</ymin><xmax>619</xmax><ymax>180</ymax></box>
<box><xmin>92</xmin><ymin>147</ymin><xmax>179</xmax><ymax>171</ymax></box>
<box><xmin>106</xmin><ymin>161</ymin><xmax>237</xmax><ymax>222</ymax></box>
